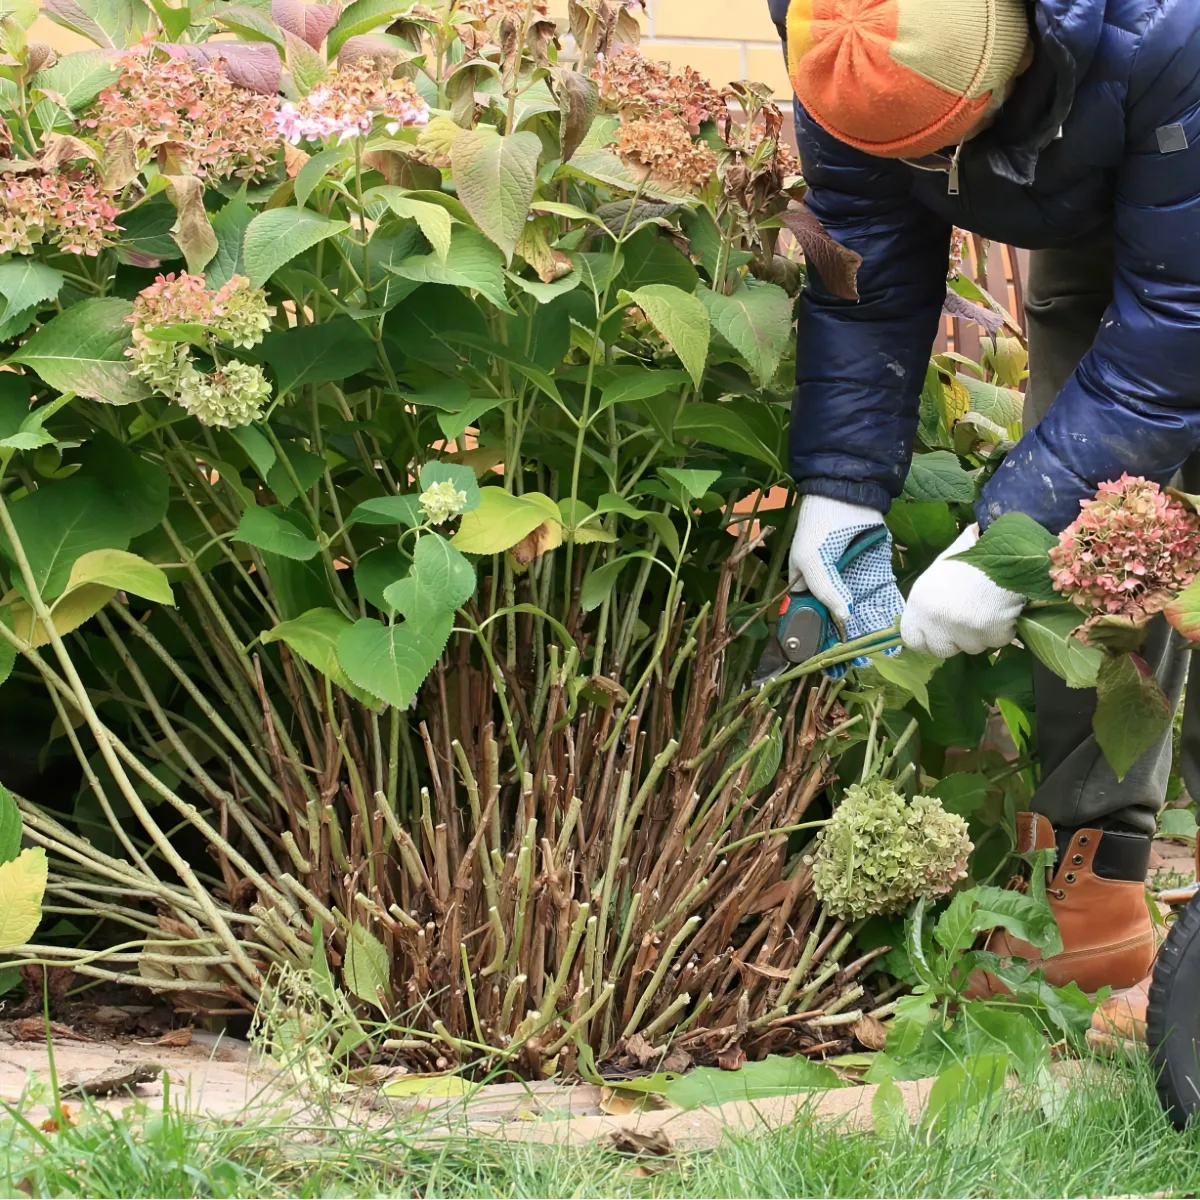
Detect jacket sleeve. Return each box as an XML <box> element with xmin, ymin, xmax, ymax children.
<box><xmin>791</xmin><ymin>108</ymin><xmax>952</xmax><ymax>512</ymax></box>
<box><xmin>979</xmin><ymin>15</ymin><xmax>1200</xmax><ymax>533</ymax></box>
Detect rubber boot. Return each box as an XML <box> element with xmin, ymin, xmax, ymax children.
<box><xmin>970</xmin><ymin>812</ymin><xmax>1155</xmax><ymax>998</ymax></box>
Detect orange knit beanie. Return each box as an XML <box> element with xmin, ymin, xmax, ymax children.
<box><xmin>787</xmin><ymin>0</ymin><xmax>1031</xmax><ymax>158</ymax></box>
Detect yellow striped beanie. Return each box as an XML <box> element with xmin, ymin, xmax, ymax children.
<box><xmin>787</xmin><ymin>0</ymin><xmax>1031</xmax><ymax>158</ymax></box>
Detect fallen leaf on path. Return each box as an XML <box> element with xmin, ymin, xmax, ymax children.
<box><xmin>148</xmin><ymin>1027</ymin><xmax>193</xmax><ymax>1048</ymax></box>
<box><xmin>10</xmin><ymin>1018</ymin><xmax>90</xmax><ymax>1043</ymax></box>
<box><xmin>610</xmin><ymin>1128</ymin><xmax>674</xmax><ymax>1157</ymax></box>
<box><xmin>60</xmin><ymin>1063</ymin><xmax>163</xmax><ymax>1099</ymax></box>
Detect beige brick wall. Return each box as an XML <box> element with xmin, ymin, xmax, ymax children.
<box><xmin>34</xmin><ymin>2</ymin><xmax>794</xmax><ymax>101</ymax></box>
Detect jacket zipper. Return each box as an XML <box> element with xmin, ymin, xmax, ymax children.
<box><xmin>947</xmin><ymin>144</ymin><xmax>963</xmax><ymax>196</ymax></box>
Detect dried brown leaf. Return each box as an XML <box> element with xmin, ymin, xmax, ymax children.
<box><xmin>851</xmin><ymin>1014</ymin><xmax>889</xmax><ymax>1051</ymax></box>
<box><xmin>38</xmin><ymin>134</ymin><xmax>99</xmax><ymax>171</ymax></box>
<box><xmin>152</xmin><ymin>1026</ymin><xmax>194</xmax><ymax>1048</ymax></box>
<box><xmin>716</xmin><ymin>1044</ymin><xmax>746</xmax><ymax>1071</ymax></box>
<box><xmin>10</xmin><ymin>1018</ymin><xmax>90</xmax><ymax>1043</ymax></box>
<box><xmin>511</xmin><ymin>520</ymin><xmax>562</xmax><ymax>565</ymax></box>
<box><xmin>780</xmin><ymin>203</ymin><xmax>862</xmax><ymax>301</ymax></box>
<box><xmin>60</xmin><ymin>1063</ymin><xmax>163</xmax><ymax>1098</ymax></box>
<box><xmin>610</xmin><ymin>1128</ymin><xmax>673</xmax><ymax>1157</ymax></box>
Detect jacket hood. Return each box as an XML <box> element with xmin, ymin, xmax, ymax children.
<box><xmin>977</xmin><ymin>0</ymin><xmax>1107</xmax><ymax>184</ymax></box>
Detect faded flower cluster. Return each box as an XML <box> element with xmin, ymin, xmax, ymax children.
<box><xmin>593</xmin><ymin>48</ymin><xmax>723</xmax><ymax>130</ymax></box>
<box><xmin>614</xmin><ymin>117</ymin><xmax>716</xmax><ymax>192</ymax></box>
<box><xmin>0</xmin><ymin>169</ymin><xmax>120</xmax><ymax>257</ymax></box>
<box><xmin>275</xmin><ymin>61</ymin><xmax>429</xmax><ymax>145</ymax></box>
<box><xmin>88</xmin><ymin>53</ymin><xmax>280</xmax><ymax>182</ymax></box>
<box><xmin>1049</xmin><ymin>474</ymin><xmax>1200</xmax><ymax>623</ymax></box>
<box><xmin>419</xmin><ymin>480</ymin><xmax>469</xmax><ymax>525</ymax></box>
<box><xmin>128</xmin><ymin>273</ymin><xmax>276</xmax><ymax>428</ymax></box>
<box><xmin>811</xmin><ymin>780</ymin><xmax>973</xmax><ymax>920</ymax></box>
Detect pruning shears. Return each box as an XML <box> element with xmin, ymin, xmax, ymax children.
<box><xmin>753</xmin><ymin>526</ymin><xmax>892</xmax><ymax>685</ymax></box>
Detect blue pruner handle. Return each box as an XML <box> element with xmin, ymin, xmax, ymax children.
<box><xmin>777</xmin><ymin>525</ymin><xmax>892</xmax><ymax>673</ymax></box>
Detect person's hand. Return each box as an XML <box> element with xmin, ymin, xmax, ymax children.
<box><xmin>789</xmin><ymin>496</ymin><xmax>905</xmax><ymax>663</ymax></box>
<box><xmin>901</xmin><ymin>525</ymin><xmax>1025</xmax><ymax>658</ymax></box>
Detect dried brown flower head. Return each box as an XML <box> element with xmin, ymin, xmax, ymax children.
<box><xmin>593</xmin><ymin>48</ymin><xmax>722</xmax><ymax>132</ymax></box>
<box><xmin>615</xmin><ymin>117</ymin><xmax>717</xmax><ymax>192</ymax></box>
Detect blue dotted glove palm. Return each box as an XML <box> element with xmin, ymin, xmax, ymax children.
<box><xmin>789</xmin><ymin>496</ymin><xmax>905</xmax><ymax>672</ymax></box>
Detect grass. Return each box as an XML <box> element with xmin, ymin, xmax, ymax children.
<box><xmin>2</xmin><ymin>1056</ymin><xmax>1199</xmax><ymax>1199</ymax></box>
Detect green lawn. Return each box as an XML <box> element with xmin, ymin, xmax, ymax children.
<box><xmin>3</xmin><ymin>1057</ymin><xmax>1198</xmax><ymax>1199</ymax></box>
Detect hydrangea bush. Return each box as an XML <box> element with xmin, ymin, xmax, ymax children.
<box><xmin>0</xmin><ymin>0</ymin><xmax>1045</xmax><ymax>1071</ymax></box>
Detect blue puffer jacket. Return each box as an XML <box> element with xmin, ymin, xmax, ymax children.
<box><xmin>769</xmin><ymin>0</ymin><xmax>1200</xmax><ymax>533</ymax></box>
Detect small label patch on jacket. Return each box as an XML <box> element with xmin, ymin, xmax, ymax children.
<box><xmin>1156</xmin><ymin>123</ymin><xmax>1189</xmax><ymax>154</ymax></box>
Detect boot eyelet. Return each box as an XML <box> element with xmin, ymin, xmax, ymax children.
<box><xmin>1051</xmin><ymin>888</ymin><xmax>1066</xmax><ymax>899</ymax></box>
<box><xmin>1078</xmin><ymin>835</ymin><xmax>1090</xmax><ymax>846</ymax></box>
<box><xmin>1071</xmin><ymin>853</ymin><xmax>1083</xmax><ymax>866</ymax></box>
<box><xmin>1064</xmin><ymin>872</ymin><xmax>1077</xmax><ymax>884</ymax></box>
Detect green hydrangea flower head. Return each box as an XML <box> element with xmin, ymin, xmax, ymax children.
<box><xmin>175</xmin><ymin>360</ymin><xmax>272</xmax><ymax>429</ymax></box>
<box><xmin>810</xmin><ymin>779</ymin><xmax>972</xmax><ymax>920</ymax></box>
<box><xmin>419</xmin><ymin>480</ymin><xmax>469</xmax><ymax>525</ymax></box>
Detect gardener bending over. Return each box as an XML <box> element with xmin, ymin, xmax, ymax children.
<box><xmin>771</xmin><ymin>0</ymin><xmax>1200</xmax><ymax>1043</ymax></box>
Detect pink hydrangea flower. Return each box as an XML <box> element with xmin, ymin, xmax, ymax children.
<box><xmin>273</xmin><ymin>62</ymin><xmax>428</xmax><ymax>146</ymax></box>
<box><xmin>1049</xmin><ymin>474</ymin><xmax>1200</xmax><ymax>623</ymax></box>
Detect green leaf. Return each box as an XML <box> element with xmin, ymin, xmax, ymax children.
<box><xmin>617</xmin><ymin>228</ymin><xmax>699</xmax><ymax>293</ymax></box>
<box><xmin>0</xmin><ymin>784</ymin><xmax>20</xmax><ymax>864</ymax></box>
<box><xmin>384</xmin><ymin>533</ymin><xmax>475</xmax><ymax>614</ymax></box>
<box><xmin>885</xmin><ymin>991</ymin><xmax>937</xmax><ymax>1061</ymax></box>
<box><xmin>953</xmin><ymin>883</ymin><xmax>1064</xmax><ymax>958</ymax></box>
<box><xmin>1</xmin><ymin>475</ymin><xmax>131</xmax><ymax>600</ymax></box>
<box><xmin>228</xmin><ymin>425</ymin><xmax>276</xmax><ymax>481</ymax></box>
<box><xmin>663</xmin><ymin>1055</ymin><xmax>844</xmax><ymax>1110</ymax></box>
<box><xmin>622</xmin><ymin>284</ymin><xmax>710</xmax><ymax>389</ymax></box>
<box><xmin>205</xmin><ymin>194</ymin><xmax>255</xmax><ymax>290</ymax></box>
<box><xmin>698</xmin><ymin>280</ymin><xmax>792</xmax><ymax>387</ymax></box>
<box><xmin>1093</xmin><ymin>652</ymin><xmax>1172</xmax><ymax>783</ymax></box>
<box><xmin>295</xmin><ymin>145</ymin><xmax>350</xmax><ymax>208</ymax></box>
<box><xmin>436</xmin><ymin>397</ymin><xmax>509</xmax><ymax>441</ymax></box>
<box><xmin>642</xmin><ymin>511</ymin><xmax>680</xmax><ymax>561</ymax></box>
<box><xmin>234</xmin><ymin>507</ymin><xmax>321</xmax><ymax>561</ymax></box>
<box><xmin>309</xmin><ymin>918</ymin><xmax>337</xmax><ymax>1005</ymax></box>
<box><xmin>266</xmin><ymin>442</ymin><xmax>326</xmax><ymax>509</ymax></box>
<box><xmin>1160</xmin><ymin>808</ymin><xmax>1198</xmax><ymax>840</ymax></box>
<box><xmin>337</xmin><ymin>610</ymin><xmax>454</xmax><ymax>708</ymax></box>
<box><xmin>595</xmin><ymin>368</ymin><xmax>690</xmax><ymax>418</ymax></box>
<box><xmin>658</xmin><ymin>467</ymin><xmax>720</xmax><ymax>500</ymax></box>
<box><xmin>902</xmin><ymin>451</ymin><xmax>977</xmax><ymax>504</ymax></box>
<box><xmin>8</xmin><ymin>297</ymin><xmax>147</xmax><ymax>405</ymax></box>
<box><xmin>451</xmin><ymin>488</ymin><xmax>560</xmax><ymax>556</ymax></box>
<box><xmin>328</xmin><ymin>0</ymin><xmax>416</xmax><ymax>54</ymax></box>
<box><xmin>450</xmin><ymin>126</ymin><xmax>541</xmax><ymax>263</ymax></box>
<box><xmin>674</xmin><ymin>402</ymin><xmax>779</xmax><ymax>469</ymax></box>
<box><xmin>0</xmin><ymin>260</ymin><xmax>63</xmax><ymax>321</ymax></box>
<box><xmin>0</xmin><ymin>846</ymin><xmax>45</xmax><ymax>950</ymax></box>
<box><xmin>369</xmin><ymin>187</ymin><xmax>454</xmax><ymax>263</ymax></box>
<box><xmin>579</xmin><ymin>553</ymin><xmax>655</xmax><ymax>612</ymax></box>
<box><xmin>261</xmin><ymin>607</ymin><xmax>382</xmax><ymax>710</ymax></box>
<box><xmin>921</xmin><ymin>1055</ymin><xmax>1008</xmax><ymax>1134</ymax></box>
<box><xmin>354</xmin><ymin>546</ymin><xmax>406</xmax><ymax>615</ymax></box>
<box><xmin>872</xmin><ymin>1077</ymin><xmax>909</xmax><ymax>1140</ymax></box>
<box><xmin>1016</xmin><ymin>607</ymin><xmax>1102</xmax><ymax>690</ymax></box>
<box><xmin>60</xmin><ymin>549</ymin><xmax>173</xmax><ymax>606</ymax></box>
<box><xmin>929</xmin><ymin>772</ymin><xmax>991</xmax><ymax>818</ymax></box>
<box><xmin>348</xmin><ymin>495</ymin><xmax>424</xmax><ymax>529</ymax></box>
<box><xmin>438</xmin><ymin>331</ymin><xmax>562</xmax><ymax>404</ymax></box>
<box><xmin>870</xmin><ymin>648</ymin><xmax>938</xmax><ymax>712</ymax></box>
<box><xmin>505</xmin><ymin>269</ymin><xmax>580</xmax><ymax>304</ymax></box>
<box><xmin>387</xmin><ymin>227</ymin><xmax>514</xmax><ymax>313</ymax></box>
<box><xmin>953</xmin><ymin>512</ymin><xmax>1058</xmax><ymax>601</ymax></box>
<box><xmin>33</xmin><ymin>49</ymin><xmax>121</xmax><ymax>119</ymax></box>
<box><xmin>259</xmin><ymin>317</ymin><xmax>377</xmax><ymax>393</ymax></box>
<box><xmin>342</xmin><ymin>920</ymin><xmax>391</xmax><ymax>1010</ymax></box>
<box><xmin>243</xmin><ymin>208</ymin><xmax>351</xmax><ymax>289</ymax></box>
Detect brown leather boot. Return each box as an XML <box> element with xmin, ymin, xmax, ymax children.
<box><xmin>970</xmin><ymin>812</ymin><xmax>1155</xmax><ymax>997</ymax></box>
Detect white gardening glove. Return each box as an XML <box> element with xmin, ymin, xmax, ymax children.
<box><xmin>901</xmin><ymin>524</ymin><xmax>1025</xmax><ymax>658</ymax></box>
<box><xmin>789</xmin><ymin>496</ymin><xmax>905</xmax><ymax>663</ymax></box>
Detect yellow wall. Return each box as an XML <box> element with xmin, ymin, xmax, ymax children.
<box><xmin>547</xmin><ymin>1</ymin><xmax>791</xmax><ymax>100</ymax></box>
<box><xmin>34</xmin><ymin>3</ymin><xmax>793</xmax><ymax>100</ymax></box>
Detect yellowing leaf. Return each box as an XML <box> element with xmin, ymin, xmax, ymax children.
<box><xmin>343</xmin><ymin>921</ymin><xmax>390</xmax><ymax>1010</ymax></box>
<box><xmin>0</xmin><ymin>846</ymin><xmax>47</xmax><ymax>949</ymax></box>
<box><xmin>939</xmin><ymin>373</ymin><xmax>970</xmax><ymax>427</ymax></box>
<box><xmin>381</xmin><ymin>1073</ymin><xmax>477</xmax><ymax>1098</ymax></box>
<box><xmin>4</xmin><ymin>583</ymin><xmax>117</xmax><ymax>648</ymax></box>
<box><xmin>63</xmin><ymin>548</ymin><xmax>174</xmax><ymax>606</ymax></box>
<box><xmin>452</xmin><ymin>489</ymin><xmax>562</xmax><ymax>556</ymax></box>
